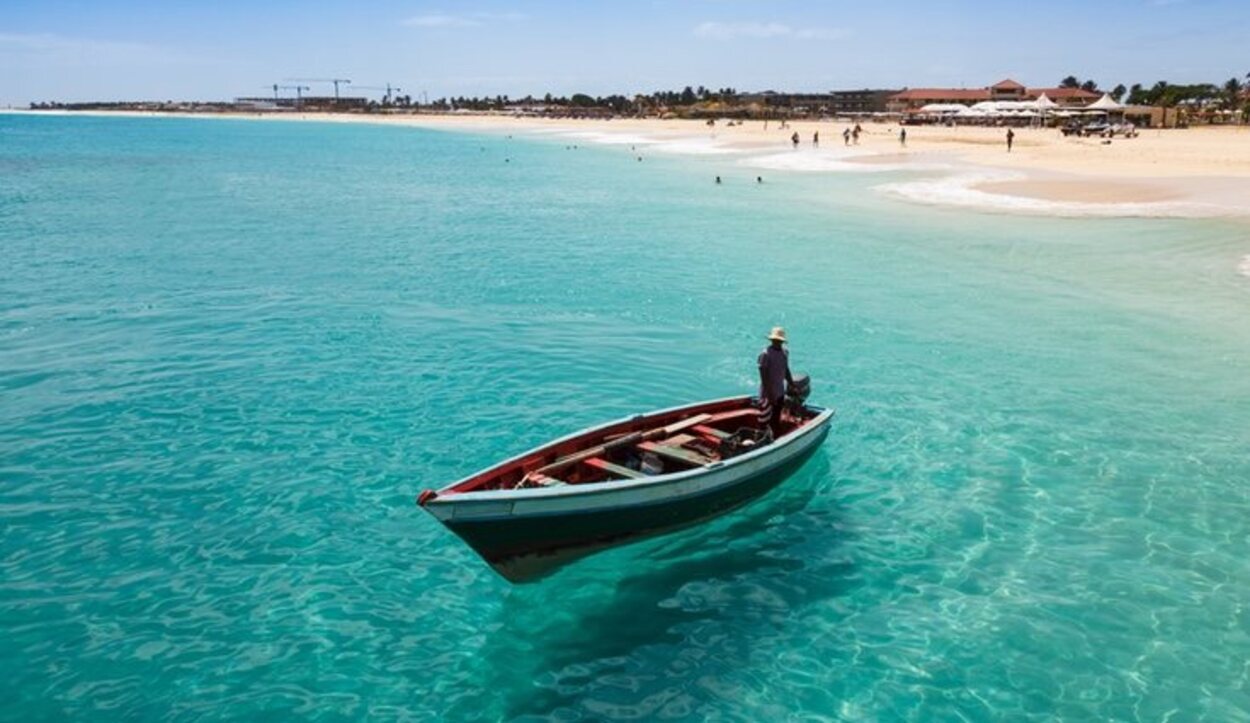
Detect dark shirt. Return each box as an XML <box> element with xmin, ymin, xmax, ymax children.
<box><xmin>758</xmin><ymin>346</ymin><xmax>791</xmax><ymax>402</ymax></box>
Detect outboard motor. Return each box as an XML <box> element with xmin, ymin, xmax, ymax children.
<box><xmin>785</xmin><ymin>373</ymin><xmax>811</xmax><ymax>417</ymax></box>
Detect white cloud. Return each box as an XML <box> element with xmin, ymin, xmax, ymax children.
<box><xmin>693</xmin><ymin>21</ymin><xmax>847</xmax><ymax>41</ymax></box>
<box><xmin>694</xmin><ymin>21</ymin><xmax>791</xmax><ymax>39</ymax></box>
<box><xmin>794</xmin><ymin>27</ymin><xmax>848</xmax><ymax>40</ymax></box>
<box><xmin>0</xmin><ymin>32</ymin><xmax>188</xmax><ymax>65</ymax></box>
<box><xmin>404</xmin><ymin>13</ymin><xmax>479</xmax><ymax>27</ymax></box>
<box><xmin>403</xmin><ymin>11</ymin><xmax>525</xmax><ymax>28</ymax></box>
<box><xmin>1</xmin><ymin>32</ymin><xmax>144</xmax><ymax>55</ymax></box>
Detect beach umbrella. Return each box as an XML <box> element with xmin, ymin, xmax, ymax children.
<box><xmin>919</xmin><ymin>103</ymin><xmax>968</xmax><ymax>114</ymax></box>
<box><xmin>1033</xmin><ymin>93</ymin><xmax>1058</xmax><ymax>126</ymax></box>
<box><xmin>953</xmin><ymin>107</ymin><xmax>990</xmax><ymax>123</ymax></box>
<box><xmin>1085</xmin><ymin>94</ymin><xmax>1124</xmax><ymax>113</ymax></box>
<box><xmin>1086</xmin><ymin>94</ymin><xmax>1123</xmax><ymax>110</ymax></box>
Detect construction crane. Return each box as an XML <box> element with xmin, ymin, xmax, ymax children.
<box><xmin>271</xmin><ymin>84</ymin><xmax>310</xmax><ymax>108</ymax></box>
<box><xmin>287</xmin><ymin>78</ymin><xmax>352</xmax><ymax>100</ymax></box>
<box><xmin>354</xmin><ymin>84</ymin><xmax>402</xmax><ymax>104</ymax></box>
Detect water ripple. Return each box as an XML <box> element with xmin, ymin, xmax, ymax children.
<box><xmin>2</xmin><ymin>113</ymin><xmax>1249</xmax><ymax>721</ymax></box>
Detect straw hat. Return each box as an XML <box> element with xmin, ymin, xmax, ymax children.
<box><xmin>767</xmin><ymin>326</ymin><xmax>787</xmax><ymax>343</ymax></box>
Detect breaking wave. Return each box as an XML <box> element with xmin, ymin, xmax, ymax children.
<box><xmin>874</xmin><ymin>171</ymin><xmax>1229</xmax><ymax>219</ymax></box>
<box><xmin>559</xmin><ymin>131</ymin><xmax>659</xmax><ymax>146</ymax></box>
<box><xmin>549</xmin><ymin>130</ymin><xmax>739</xmax><ymax>156</ymax></box>
<box><xmin>738</xmin><ymin>150</ymin><xmax>909</xmax><ymax>173</ymax></box>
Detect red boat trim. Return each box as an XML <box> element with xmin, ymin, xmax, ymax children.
<box><xmin>450</xmin><ymin>397</ymin><xmax>750</xmax><ymax>494</ymax></box>
<box><xmin>423</xmin><ymin>401</ymin><xmax>834</xmax><ymax>509</ymax></box>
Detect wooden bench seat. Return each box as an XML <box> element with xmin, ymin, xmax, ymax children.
<box><xmin>638</xmin><ymin>441</ymin><xmax>715</xmax><ymax>467</ymax></box>
<box><xmin>583</xmin><ymin>457</ymin><xmax>647</xmax><ymax>480</ymax></box>
<box><xmin>529</xmin><ymin>415</ymin><xmax>713</xmax><ymax>479</ymax></box>
<box><xmin>658</xmin><ymin>413</ymin><xmax>713</xmax><ymax>436</ymax></box>
<box><xmin>529</xmin><ymin>473</ymin><xmax>566</xmax><ymax>487</ymax></box>
<box><xmin>692</xmin><ymin>424</ymin><xmax>731</xmax><ymax>441</ymax></box>
<box><xmin>706</xmin><ymin>408</ymin><xmax>759</xmax><ymax>425</ymax></box>
<box><xmin>659</xmin><ymin>433</ymin><xmax>697</xmax><ymax>447</ymax></box>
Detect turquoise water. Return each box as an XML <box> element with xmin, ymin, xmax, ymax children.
<box><xmin>2</xmin><ymin>114</ymin><xmax>1250</xmax><ymax>720</ymax></box>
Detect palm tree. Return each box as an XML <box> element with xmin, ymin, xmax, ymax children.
<box><xmin>1224</xmin><ymin>77</ymin><xmax>1243</xmax><ymax>109</ymax></box>
<box><xmin>1242</xmin><ymin>74</ymin><xmax>1250</xmax><ymax>123</ymax></box>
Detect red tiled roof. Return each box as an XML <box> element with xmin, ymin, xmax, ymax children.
<box><xmin>890</xmin><ymin>85</ymin><xmax>1102</xmax><ymax>102</ymax></box>
<box><xmin>890</xmin><ymin>88</ymin><xmax>990</xmax><ymax>101</ymax></box>
<box><xmin>991</xmin><ymin>79</ymin><xmax>1026</xmax><ymax>90</ymax></box>
<box><xmin>1027</xmin><ymin>87</ymin><xmax>1101</xmax><ymax>100</ymax></box>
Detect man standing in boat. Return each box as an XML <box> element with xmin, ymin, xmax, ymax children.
<box><xmin>758</xmin><ymin>327</ymin><xmax>794</xmax><ymax>440</ymax></box>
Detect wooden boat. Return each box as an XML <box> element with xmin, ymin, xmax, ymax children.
<box><xmin>417</xmin><ymin>395</ymin><xmax>834</xmax><ymax>581</ymax></box>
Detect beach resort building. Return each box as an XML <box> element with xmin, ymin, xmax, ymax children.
<box><xmin>738</xmin><ymin>89</ymin><xmax>900</xmax><ymax>115</ymax></box>
<box><xmin>886</xmin><ymin>79</ymin><xmax>1100</xmax><ymax>113</ymax></box>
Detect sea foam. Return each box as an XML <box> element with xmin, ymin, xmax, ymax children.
<box><xmin>648</xmin><ymin>138</ymin><xmax>740</xmax><ymax>155</ymax></box>
<box><xmin>560</xmin><ymin>131</ymin><xmax>659</xmax><ymax>146</ymax></box>
<box><xmin>874</xmin><ymin>171</ymin><xmax>1228</xmax><ymax>219</ymax></box>
<box><xmin>1239</xmin><ymin>255</ymin><xmax>1250</xmax><ymax>278</ymax></box>
<box><xmin>738</xmin><ymin>150</ymin><xmax>921</xmax><ymax>174</ymax></box>
<box><xmin>551</xmin><ymin>130</ymin><xmax>740</xmax><ymax>155</ymax></box>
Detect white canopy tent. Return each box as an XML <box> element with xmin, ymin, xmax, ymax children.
<box><xmin>972</xmin><ymin>100</ymin><xmax>1043</xmax><ymax>113</ymax></box>
<box><xmin>918</xmin><ymin>103</ymin><xmax>971</xmax><ymax>114</ymax></box>
<box><xmin>1086</xmin><ymin>94</ymin><xmax>1124</xmax><ymax>112</ymax></box>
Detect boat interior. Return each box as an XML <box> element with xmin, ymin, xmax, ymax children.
<box><xmin>450</xmin><ymin>396</ymin><xmax>816</xmax><ymax>493</ymax></box>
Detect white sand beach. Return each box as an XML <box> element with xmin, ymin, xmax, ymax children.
<box><xmin>295</xmin><ymin>113</ymin><xmax>1250</xmax><ymax>217</ymax></box>
<box><xmin>15</xmin><ymin>109</ymin><xmax>1250</xmax><ymax>217</ymax></box>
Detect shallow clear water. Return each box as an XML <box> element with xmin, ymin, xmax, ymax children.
<box><xmin>2</xmin><ymin>114</ymin><xmax>1250</xmax><ymax>720</ymax></box>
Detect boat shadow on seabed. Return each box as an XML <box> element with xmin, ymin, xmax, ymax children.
<box><xmin>442</xmin><ymin>453</ymin><xmax>866</xmax><ymax>719</ymax></box>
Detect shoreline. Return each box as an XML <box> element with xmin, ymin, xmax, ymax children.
<box><xmin>7</xmin><ymin>108</ymin><xmax>1250</xmax><ymax>219</ymax></box>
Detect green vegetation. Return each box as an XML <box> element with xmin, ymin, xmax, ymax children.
<box><xmin>28</xmin><ymin>75</ymin><xmax>1250</xmax><ymax>123</ymax></box>
<box><xmin>423</xmin><ymin>86</ymin><xmax>740</xmax><ymax>114</ymax></box>
<box><xmin>1060</xmin><ymin>75</ymin><xmax>1099</xmax><ymax>93</ymax></box>
<box><xmin>1062</xmin><ymin>73</ymin><xmax>1249</xmax><ymax>121</ymax></box>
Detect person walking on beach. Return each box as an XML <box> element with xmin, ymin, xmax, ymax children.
<box><xmin>900</xmin><ymin>128</ymin><xmax>907</xmax><ymax>147</ymax></box>
<box><xmin>852</xmin><ymin>126</ymin><xmax>860</xmax><ymax>145</ymax></box>
<box><xmin>758</xmin><ymin>327</ymin><xmax>794</xmax><ymax>440</ymax></box>
<box><xmin>791</xmin><ymin>131</ymin><xmax>800</xmax><ymax>148</ymax></box>
<box><xmin>813</xmin><ymin>131</ymin><xmax>819</xmax><ymax>147</ymax></box>
<box><xmin>1006</xmin><ymin>128</ymin><xmax>1015</xmax><ymax>153</ymax></box>
<box><xmin>843</xmin><ymin>128</ymin><xmax>851</xmax><ymax>146</ymax></box>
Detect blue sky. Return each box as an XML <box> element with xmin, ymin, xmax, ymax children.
<box><xmin>1</xmin><ymin>0</ymin><xmax>1247</xmax><ymax>105</ymax></box>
